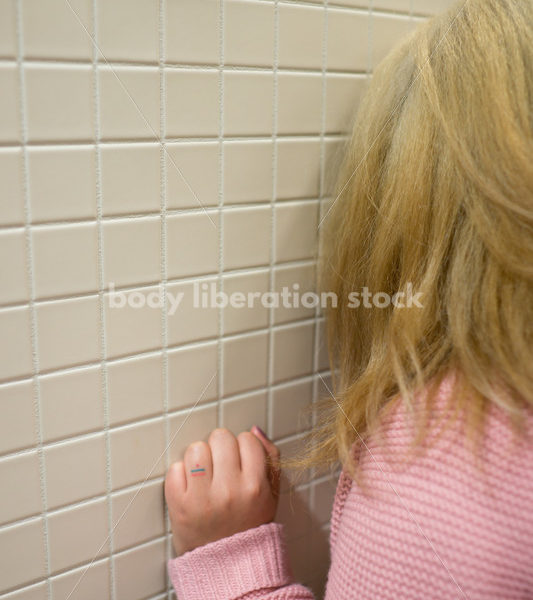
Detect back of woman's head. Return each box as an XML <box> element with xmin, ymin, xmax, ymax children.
<box><xmin>309</xmin><ymin>0</ymin><xmax>533</xmax><ymax>472</ymax></box>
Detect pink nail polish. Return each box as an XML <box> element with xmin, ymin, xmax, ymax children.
<box><xmin>254</xmin><ymin>425</ymin><xmax>268</xmax><ymax>439</ymax></box>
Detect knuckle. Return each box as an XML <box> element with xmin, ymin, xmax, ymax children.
<box><xmin>245</xmin><ymin>481</ymin><xmax>262</xmax><ymax>499</ymax></box>
<box><xmin>217</xmin><ymin>485</ymin><xmax>234</xmax><ymax>508</ymax></box>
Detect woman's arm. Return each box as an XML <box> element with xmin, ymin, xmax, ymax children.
<box><xmin>168</xmin><ymin>522</ymin><xmax>315</xmax><ymax>600</ymax></box>
<box><xmin>165</xmin><ymin>426</ymin><xmax>316</xmax><ymax>600</ymax></box>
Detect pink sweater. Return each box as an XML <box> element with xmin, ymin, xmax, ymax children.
<box><xmin>168</xmin><ymin>375</ymin><xmax>533</xmax><ymax>599</ymax></box>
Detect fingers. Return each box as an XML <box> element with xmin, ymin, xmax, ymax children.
<box><xmin>183</xmin><ymin>441</ymin><xmax>213</xmax><ymax>492</ymax></box>
<box><xmin>251</xmin><ymin>426</ymin><xmax>280</xmax><ymax>464</ymax></box>
<box><xmin>237</xmin><ymin>431</ymin><xmax>268</xmax><ymax>479</ymax></box>
<box><xmin>165</xmin><ymin>460</ymin><xmax>187</xmax><ymax>503</ymax></box>
<box><xmin>251</xmin><ymin>426</ymin><xmax>281</xmax><ymax>498</ymax></box>
<box><xmin>208</xmin><ymin>428</ymin><xmax>241</xmax><ymax>483</ymax></box>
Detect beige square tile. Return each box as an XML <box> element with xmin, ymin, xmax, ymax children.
<box><xmin>223</xmin><ymin>331</ymin><xmax>268</xmax><ymax>396</ymax></box>
<box><xmin>103</xmin><ymin>217</ymin><xmax>160</xmax><ymax>287</ymax></box>
<box><xmin>0</xmin><ymin>0</ymin><xmax>16</xmax><ymax>59</ymax></box>
<box><xmin>276</xmin><ymin>139</ymin><xmax>320</xmax><ymax>200</ymax></box>
<box><xmin>277</xmin><ymin>74</ymin><xmax>322</xmax><ymax>135</ymax></box>
<box><xmin>371</xmin><ymin>0</ymin><xmax>411</xmax><ymax>11</ymax></box>
<box><xmin>167</xmin><ymin>341</ymin><xmax>218</xmax><ymax>410</ymax></box>
<box><xmin>0</xmin><ymin>65</ymin><xmax>20</xmax><ymax>143</ymax></box>
<box><xmin>225</xmin><ymin>0</ymin><xmax>274</xmax><ymax>67</ymax></box>
<box><xmin>273</xmin><ymin>322</ymin><xmax>314</xmax><ymax>383</ymax></box>
<box><xmin>372</xmin><ymin>14</ymin><xmax>416</xmax><ymax>69</ymax></box>
<box><xmin>166</xmin><ymin>70</ymin><xmax>219</xmax><ymax>137</ymax></box>
<box><xmin>166</xmin><ymin>142</ymin><xmax>219</xmax><ymax>210</ymax></box>
<box><xmin>99</xmin><ymin>66</ymin><xmax>160</xmax><ymax>141</ymax></box>
<box><xmin>278</xmin><ymin>4</ymin><xmax>323</xmax><ymax>70</ymax></box>
<box><xmin>0</xmin><ymin>306</ymin><xmax>32</xmax><ymax>382</ymax></box>
<box><xmin>334</xmin><ymin>0</ymin><xmax>410</xmax><ymax>8</ymax></box>
<box><xmin>272</xmin><ymin>379</ymin><xmax>313</xmax><ymax>439</ymax></box>
<box><xmin>287</xmin><ymin>531</ymin><xmax>311</xmax><ymax>581</ymax></box>
<box><xmin>0</xmin><ymin>149</ymin><xmax>24</xmax><ymax>226</ymax></box>
<box><xmin>48</xmin><ymin>498</ymin><xmax>109</xmax><ymax>573</ymax></box>
<box><xmin>2</xmin><ymin>582</ymin><xmax>47</xmax><ymax>600</ymax></box>
<box><xmin>45</xmin><ymin>434</ymin><xmax>107</xmax><ymax>508</ymax></box>
<box><xmin>277</xmin><ymin>487</ymin><xmax>311</xmax><ymax>540</ymax></box>
<box><xmin>101</xmin><ymin>144</ymin><xmax>160</xmax><ymax>216</ymax></box>
<box><xmin>323</xmin><ymin>138</ymin><xmax>345</xmax><ymax>196</ymax></box>
<box><xmin>0</xmin><ymin>452</ymin><xmax>41</xmax><ymax>525</ymax></box>
<box><xmin>114</xmin><ymin>539</ymin><xmax>166</xmax><ymax>600</ymax></box>
<box><xmin>412</xmin><ymin>0</ymin><xmax>456</xmax><ymax>15</ymax></box>
<box><xmin>275</xmin><ymin>202</ymin><xmax>318</xmax><ymax>263</ymax></box>
<box><xmin>105</xmin><ymin>285</ymin><xmax>162</xmax><ymax>358</ymax></box>
<box><xmin>224</xmin><ymin>72</ymin><xmax>273</xmax><ymax>136</ymax></box>
<box><xmin>22</xmin><ymin>0</ymin><xmax>93</xmax><ymax>60</ymax></box>
<box><xmin>0</xmin><ymin>381</ymin><xmax>36</xmax><ymax>454</ymax></box>
<box><xmin>224</xmin><ymin>206</ymin><xmax>271</xmax><ymax>270</ymax></box>
<box><xmin>40</xmin><ymin>366</ymin><xmax>103</xmax><ymax>442</ymax></box>
<box><xmin>51</xmin><ymin>559</ymin><xmax>110</xmax><ymax>600</ymax></box>
<box><xmin>327</xmin><ymin>9</ymin><xmax>368</xmax><ymax>72</ymax></box>
<box><xmin>222</xmin><ymin>270</ymin><xmax>270</xmax><ymax>335</ymax></box>
<box><xmin>28</xmin><ymin>146</ymin><xmax>97</xmax><ymax>223</ymax></box>
<box><xmin>277</xmin><ymin>434</ymin><xmax>311</xmax><ymax>489</ymax></box>
<box><xmin>36</xmin><ymin>296</ymin><xmax>100</xmax><ymax>371</ymax></box>
<box><xmin>168</xmin><ymin>404</ymin><xmax>217</xmax><ymax>462</ymax></box>
<box><xmin>167</xmin><ymin>212</ymin><xmax>219</xmax><ymax>278</ymax></box>
<box><xmin>112</xmin><ymin>480</ymin><xmax>164</xmax><ymax>552</ymax></box>
<box><xmin>110</xmin><ymin>419</ymin><xmax>165</xmax><ymax>490</ymax></box>
<box><xmin>325</xmin><ymin>74</ymin><xmax>367</xmax><ymax>134</ymax></box>
<box><xmin>224</xmin><ymin>140</ymin><xmax>272</xmax><ymax>204</ymax></box>
<box><xmin>0</xmin><ymin>230</ymin><xmax>28</xmax><ymax>305</ymax></box>
<box><xmin>108</xmin><ymin>354</ymin><xmax>163</xmax><ymax>426</ymax></box>
<box><xmin>317</xmin><ymin>318</ymin><xmax>329</xmax><ymax>371</ymax></box>
<box><xmin>312</xmin><ymin>475</ymin><xmax>337</xmax><ymax>524</ymax></box>
<box><xmin>33</xmin><ymin>223</ymin><xmax>99</xmax><ymax>299</ymax></box>
<box><xmin>25</xmin><ymin>65</ymin><xmax>93</xmax><ymax>143</ymax></box>
<box><xmin>317</xmin><ymin>372</ymin><xmax>333</xmax><ymax>402</ymax></box>
<box><xmin>221</xmin><ymin>390</ymin><xmax>267</xmax><ymax>436</ymax></box>
<box><xmin>274</xmin><ymin>264</ymin><xmax>316</xmax><ymax>324</ymax></box>
<box><xmin>166</xmin><ymin>279</ymin><xmax>218</xmax><ymax>346</ymax></box>
<box><xmin>308</xmin><ymin>524</ymin><xmax>331</xmax><ymax>596</ymax></box>
<box><xmin>97</xmin><ymin>0</ymin><xmax>159</xmax><ymax>63</ymax></box>
<box><xmin>166</xmin><ymin>0</ymin><xmax>219</xmax><ymax>65</ymax></box>
<box><xmin>0</xmin><ymin>519</ymin><xmax>46</xmax><ymax>591</ymax></box>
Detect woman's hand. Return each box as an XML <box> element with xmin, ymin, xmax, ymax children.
<box><xmin>164</xmin><ymin>425</ymin><xmax>281</xmax><ymax>556</ymax></box>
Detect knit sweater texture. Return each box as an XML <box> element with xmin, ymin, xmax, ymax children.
<box><xmin>168</xmin><ymin>375</ymin><xmax>533</xmax><ymax>599</ymax></box>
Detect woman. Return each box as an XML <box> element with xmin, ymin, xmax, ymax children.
<box><xmin>164</xmin><ymin>0</ymin><xmax>533</xmax><ymax>597</ymax></box>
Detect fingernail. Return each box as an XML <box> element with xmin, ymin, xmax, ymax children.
<box><xmin>253</xmin><ymin>425</ymin><xmax>268</xmax><ymax>439</ymax></box>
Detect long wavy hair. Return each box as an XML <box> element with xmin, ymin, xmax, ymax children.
<box><xmin>286</xmin><ymin>0</ymin><xmax>533</xmax><ymax>478</ymax></box>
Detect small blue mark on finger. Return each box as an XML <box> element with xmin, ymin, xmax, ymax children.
<box><xmin>190</xmin><ymin>463</ymin><xmax>206</xmax><ymax>476</ymax></box>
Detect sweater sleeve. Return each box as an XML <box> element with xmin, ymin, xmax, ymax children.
<box><xmin>167</xmin><ymin>522</ymin><xmax>316</xmax><ymax>600</ymax></box>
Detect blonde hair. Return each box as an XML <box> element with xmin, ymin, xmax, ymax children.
<box><xmin>287</xmin><ymin>0</ymin><xmax>533</xmax><ymax>477</ymax></box>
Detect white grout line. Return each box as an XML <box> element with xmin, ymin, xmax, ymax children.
<box><xmin>0</xmin><ymin>196</ymin><xmax>331</xmax><ymax>236</ymax></box>
<box><xmin>158</xmin><ymin>2</ymin><xmax>173</xmax><ymax>599</ymax></box>
<box><xmin>266</xmin><ymin>0</ymin><xmax>280</xmax><ymax>438</ymax></box>
<box><xmin>0</xmin><ymin>366</ymin><xmax>330</xmax><ymax>466</ymax></box>
<box><xmin>0</xmin><ymin>132</ymin><xmax>349</xmax><ymax>151</ymax></box>
<box><xmin>216</xmin><ymin>0</ymin><xmax>226</xmax><ymax>425</ymax></box>
<box><xmin>310</xmin><ymin>0</ymin><xmax>329</xmax><ymax>500</ymax></box>
<box><xmin>14</xmin><ymin>2</ymin><xmax>52</xmax><ymax>598</ymax></box>
<box><xmin>0</xmin><ymin>309</ymin><xmax>324</xmax><ymax>390</ymax></box>
<box><xmin>90</xmin><ymin>2</ymin><xmax>116</xmax><ymax>598</ymax></box>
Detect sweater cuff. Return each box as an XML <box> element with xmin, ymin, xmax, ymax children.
<box><xmin>167</xmin><ymin>522</ymin><xmax>293</xmax><ymax>600</ymax></box>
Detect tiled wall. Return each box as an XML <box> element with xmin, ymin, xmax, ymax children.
<box><xmin>0</xmin><ymin>1</ymin><xmax>453</xmax><ymax>598</ymax></box>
